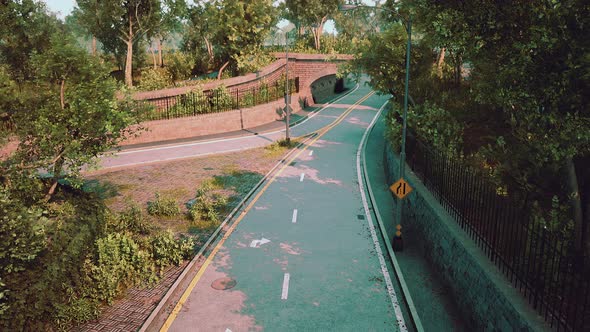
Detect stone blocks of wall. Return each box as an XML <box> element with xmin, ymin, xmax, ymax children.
<box><xmin>120</xmin><ymin>94</ymin><xmax>300</xmax><ymax>146</ymax></box>
<box><xmin>383</xmin><ymin>142</ymin><xmax>548</xmax><ymax>331</ymax></box>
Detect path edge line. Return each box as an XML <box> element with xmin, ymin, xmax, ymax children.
<box><xmin>360</xmin><ymin>100</ymin><xmax>424</xmax><ymax>332</ymax></box>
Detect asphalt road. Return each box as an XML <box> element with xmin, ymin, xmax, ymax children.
<box><xmin>159</xmin><ymin>83</ymin><xmax>410</xmax><ymax>332</ymax></box>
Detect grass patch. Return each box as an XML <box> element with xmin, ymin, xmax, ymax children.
<box><xmin>212</xmin><ymin>170</ymin><xmax>264</xmax><ymax>202</ymax></box>
<box><xmin>265</xmin><ymin>138</ymin><xmax>299</xmax><ymax>157</ymax></box>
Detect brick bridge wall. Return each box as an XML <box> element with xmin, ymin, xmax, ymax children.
<box><xmin>121</xmin><ymin>54</ymin><xmax>352</xmax><ymax>146</ymax></box>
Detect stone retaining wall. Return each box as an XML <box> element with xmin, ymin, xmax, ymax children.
<box><xmin>383</xmin><ymin>142</ymin><xmax>549</xmax><ymax>331</ymax></box>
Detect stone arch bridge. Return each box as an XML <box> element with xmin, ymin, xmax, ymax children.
<box><xmin>125</xmin><ymin>53</ymin><xmax>353</xmax><ymax>146</ymax></box>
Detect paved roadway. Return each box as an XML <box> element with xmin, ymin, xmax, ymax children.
<box><xmin>155</xmin><ymin>83</ymin><xmax>411</xmax><ymax>332</ymax></box>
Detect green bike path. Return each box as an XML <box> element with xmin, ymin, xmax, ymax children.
<box><xmin>165</xmin><ymin>84</ymin><xmax>410</xmax><ymax>332</ymax></box>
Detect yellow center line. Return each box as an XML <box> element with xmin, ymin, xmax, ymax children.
<box><xmin>160</xmin><ymin>90</ymin><xmax>376</xmax><ymax>332</ymax></box>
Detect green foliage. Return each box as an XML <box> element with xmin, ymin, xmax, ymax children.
<box><xmin>139</xmin><ymin>67</ymin><xmax>172</xmax><ymax>91</ymax></box>
<box><xmin>150</xmin><ymin>231</ymin><xmax>194</xmax><ymax>270</ymax></box>
<box><xmin>106</xmin><ymin>202</ymin><xmax>153</xmax><ymax>235</ymax></box>
<box><xmin>166</xmin><ymin>51</ymin><xmax>194</xmax><ymax>82</ymax></box>
<box><xmin>89</xmin><ymin>233</ymin><xmax>151</xmax><ymax>304</ymax></box>
<box><xmin>75</xmin><ymin>0</ymin><xmax>164</xmax><ymax>86</ymax></box>
<box><xmin>0</xmin><ymin>278</ymin><xmax>8</xmax><ymax>317</ymax></box>
<box><xmin>184</xmin><ymin>0</ymin><xmax>277</xmax><ymax>75</ymax></box>
<box><xmin>0</xmin><ymin>188</ymin><xmax>47</xmax><ymax>276</ymax></box>
<box><xmin>0</xmin><ymin>0</ymin><xmax>60</xmax><ymax>81</ymax></box>
<box><xmin>385</xmin><ymin>102</ymin><xmax>463</xmax><ymax>157</ymax></box>
<box><xmin>187</xmin><ymin>181</ymin><xmax>227</xmax><ymax>229</ymax></box>
<box><xmin>233</xmin><ymin>48</ymin><xmax>274</xmax><ymax>75</ymax></box>
<box><xmin>532</xmin><ymin>196</ymin><xmax>575</xmax><ymax>240</ymax></box>
<box><xmin>147</xmin><ymin>192</ymin><xmax>181</xmax><ymax>217</ymax></box>
<box><xmin>10</xmin><ymin>34</ymin><xmax>140</xmax><ymax>198</ymax></box>
<box><xmin>210</xmin><ymin>85</ymin><xmax>234</xmax><ymax>111</ymax></box>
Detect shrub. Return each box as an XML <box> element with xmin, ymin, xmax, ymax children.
<box><xmin>89</xmin><ymin>233</ymin><xmax>151</xmax><ymax>304</ymax></box>
<box><xmin>210</xmin><ymin>85</ymin><xmax>234</xmax><ymax>112</ymax></box>
<box><xmin>187</xmin><ymin>182</ymin><xmax>227</xmax><ymax>229</ymax></box>
<box><xmin>139</xmin><ymin>67</ymin><xmax>171</xmax><ymax>91</ymax></box>
<box><xmin>106</xmin><ymin>202</ymin><xmax>152</xmax><ymax>235</ymax></box>
<box><xmin>151</xmin><ymin>231</ymin><xmax>194</xmax><ymax>270</ymax></box>
<box><xmin>147</xmin><ymin>192</ymin><xmax>181</xmax><ymax>217</ymax></box>
<box><xmin>166</xmin><ymin>51</ymin><xmax>194</xmax><ymax>82</ymax></box>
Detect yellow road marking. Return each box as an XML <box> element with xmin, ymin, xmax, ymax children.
<box><xmin>160</xmin><ymin>90</ymin><xmax>376</xmax><ymax>331</ymax></box>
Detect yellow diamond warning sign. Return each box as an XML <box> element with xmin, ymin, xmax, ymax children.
<box><xmin>390</xmin><ymin>178</ymin><xmax>413</xmax><ymax>199</ymax></box>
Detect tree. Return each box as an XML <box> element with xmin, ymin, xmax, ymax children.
<box><xmin>184</xmin><ymin>0</ymin><xmax>277</xmax><ymax>78</ymax></box>
<box><xmin>183</xmin><ymin>2</ymin><xmax>218</xmax><ymax>69</ymax></box>
<box><xmin>399</xmin><ymin>0</ymin><xmax>590</xmax><ymax>261</ymax></box>
<box><xmin>76</xmin><ymin>0</ymin><xmax>162</xmax><ymax>86</ymax></box>
<box><xmin>0</xmin><ymin>0</ymin><xmax>60</xmax><ymax>82</ymax></box>
<box><xmin>10</xmin><ymin>35</ymin><xmax>140</xmax><ymax>199</ymax></box>
<box><xmin>284</xmin><ymin>0</ymin><xmax>340</xmax><ymax>50</ymax></box>
<box><xmin>151</xmin><ymin>0</ymin><xmax>187</xmax><ymax>68</ymax></box>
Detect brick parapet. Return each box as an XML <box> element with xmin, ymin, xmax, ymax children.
<box><xmin>120</xmin><ymin>93</ymin><xmax>302</xmax><ymax>146</ymax></box>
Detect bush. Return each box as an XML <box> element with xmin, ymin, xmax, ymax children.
<box><xmin>187</xmin><ymin>182</ymin><xmax>227</xmax><ymax>230</ymax></box>
<box><xmin>89</xmin><ymin>233</ymin><xmax>151</xmax><ymax>304</ymax></box>
<box><xmin>150</xmin><ymin>231</ymin><xmax>194</xmax><ymax>270</ymax></box>
<box><xmin>139</xmin><ymin>68</ymin><xmax>171</xmax><ymax>91</ymax></box>
<box><xmin>106</xmin><ymin>201</ymin><xmax>152</xmax><ymax>235</ymax></box>
<box><xmin>168</xmin><ymin>88</ymin><xmax>210</xmax><ymax>117</ymax></box>
<box><xmin>147</xmin><ymin>192</ymin><xmax>181</xmax><ymax>217</ymax></box>
<box><xmin>210</xmin><ymin>85</ymin><xmax>234</xmax><ymax>112</ymax></box>
<box><xmin>166</xmin><ymin>51</ymin><xmax>194</xmax><ymax>82</ymax></box>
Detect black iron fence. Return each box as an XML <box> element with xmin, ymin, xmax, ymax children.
<box><xmin>139</xmin><ymin>78</ymin><xmax>299</xmax><ymax>121</ymax></box>
<box><xmin>408</xmin><ymin>138</ymin><xmax>589</xmax><ymax>331</ymax></box>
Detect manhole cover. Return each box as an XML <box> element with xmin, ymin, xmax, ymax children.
<box><xmin>211</xmin><ymin>277</ymin><xmax>237</xmax><ymax>290</ymax></box>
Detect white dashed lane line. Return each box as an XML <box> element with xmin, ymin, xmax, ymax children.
<box><xmin>281</xmin><ymin>273</ymin><xmax>290</xmax><ymax>300</ymax></box>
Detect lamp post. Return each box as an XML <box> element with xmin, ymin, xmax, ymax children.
<box><xmin>339</xmin><ymin>3</ymin><xmax>412</xmax><ymax>250</ymax></box>
<box><xmin>281</xmin><ymin>25</ymin><xmax>295</xmax><ymax>144</ymax></box>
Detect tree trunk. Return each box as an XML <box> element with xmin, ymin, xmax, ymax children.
<box><xmin>566</xmin><ymin>158</ymin><xmax>585</xmax><ymax>257</ymax></box>
<box><xmin>45</xmin><ymin>158</ymin><xmax>64</xmax><ymax>200</ymax></box>
<box><xmin>157</xmin><ymin>37</ymin><xmax>163</xmax><ymax>67</ymax></box>
<box><xmin>437</xmin><ymin>47</ymin><xmax>446</xmax><ymax>78</ymax></box>
<box><xmin>92</xmin><ymin>36</ymin><xmax>97</xmax><ymax>56</ymax></box>
<box><xmin>124</xmin><ymin>18</ymin><xmax>134</xmax><ymax>87</ymax></box>
<box><xmin>204</xmin><ymin>37</ymin><xmax>214</xmax><ymax>64</ymax></box>
<box><xmin>150</xmin><ymin>45</ymin><xmax>157</xmax><ymax>69</ymax></box>
<box><xmin>217</xmin><ymin>61</ymin><xmax>230</xmax><ymax>80</ymax></box>
<box><xmin>311</xmin><ymin>16</ymin><xmax>327</xmax><ymax>51</ymax></box>
<box><xmin>60</xmin><ymin>79</ymin><xmax>66</xmax><ymax>109</ymax></box>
